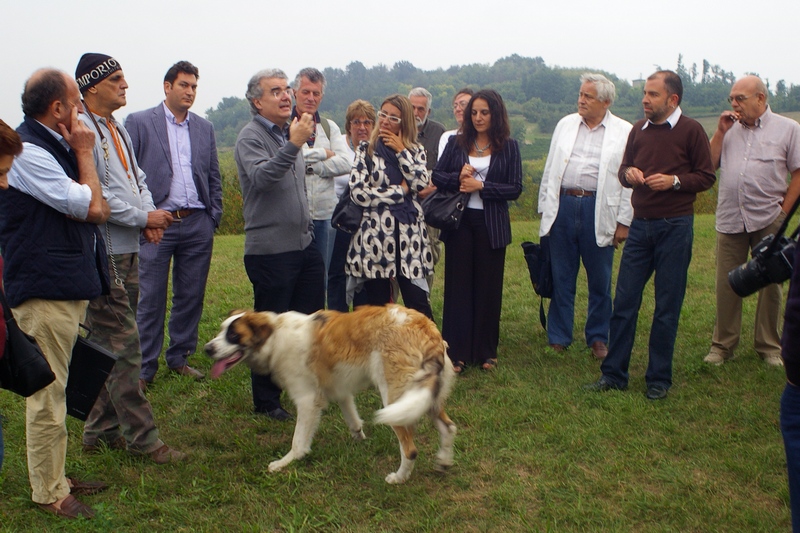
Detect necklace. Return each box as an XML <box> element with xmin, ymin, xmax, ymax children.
<box><xmin>474</xmin><ymin>140</ymin><xmax>491</xmax><ymax>156</ymax></box>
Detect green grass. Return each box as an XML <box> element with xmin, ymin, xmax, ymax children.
<box><xmin>0</xmin><ymin>216</ymin><xmax>790</xmax><ymax>531</ymax></box>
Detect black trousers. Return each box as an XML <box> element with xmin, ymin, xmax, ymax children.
<box><xmin>442</xmin><ymin>208</ymin><xmax>506</xmax><ymax>366</ymax></box>
<box><xmin>364</xmin><ymin>277</ymin><xmax>433</xmax><ymax>320</ymax></box>
<box><xmin>244</xmin><ymin>245</ymin><xmax>325</xmax><ymax>411</ymax></box>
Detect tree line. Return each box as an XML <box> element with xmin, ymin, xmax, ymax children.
<box><xmin>206</xmin><ymin>54</ymin><xmax>800</xmax><ymax>149</ymax></box>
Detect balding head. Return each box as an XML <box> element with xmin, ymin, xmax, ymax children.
<box><xmin>729</xmin><ymin>75</ymin><xmax>768</xmax><ymax>126</ymax></box>
<box><xmin>21</xmin><ymin>69</ymin><xmax>82</xmax><ymax>131</ymax></box>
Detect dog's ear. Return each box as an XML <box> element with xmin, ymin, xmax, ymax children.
<box><xmin>228</xmin><ymin>309</ymin><xmax>250</xmax><ymax>317</ymax></box>
<box><xmin>244</xmin><ymin>312</ymin><xmax>275</xmax><ymax>347</ymax></box>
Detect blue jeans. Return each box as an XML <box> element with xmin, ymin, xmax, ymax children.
<box><xmin>601</xmin><ymin>216</ymin><xmax>693</xmax><ymax>389</ymax></box>
<box><xmin>547</xmin><ymin>194</ymin><xmax>614</xmax><ymax>347</ymax></box>
<box><xmin>312</xmin><ymin>219</ymin><xmax>336</xmax><ymax>293</ymax></box>
<box><xmin>782</xmin><ymin>383</ymin><xmax>800</xmax><ymax>532</ymax></box>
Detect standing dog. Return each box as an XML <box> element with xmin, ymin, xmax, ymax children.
<box><xmin>204</xmin><ymin>305</ymin><xmax>457</xmax><ymax>484</ymax></box>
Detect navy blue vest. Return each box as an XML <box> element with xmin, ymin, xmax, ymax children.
<box><xmin>0</xmin><ymin>116</ymin><xmax>109</xmax><ymax>307</ymax></box>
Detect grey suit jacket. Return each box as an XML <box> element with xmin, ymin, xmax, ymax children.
<box><xmin>125</xmin><ymin>103</ymin><xmax>223</xmax><ymax>227</ymax></box>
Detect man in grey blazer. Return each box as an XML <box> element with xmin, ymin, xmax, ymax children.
<box><xmin>126</xmin><ymin>61</ymin><xmax>223</xmax><ymax>388</ymax></box>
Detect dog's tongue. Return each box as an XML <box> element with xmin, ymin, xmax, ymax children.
<box><xmin>210</xmin><ymin>360</ymin><xmax>228</xmax><ymax>379</ymax></box>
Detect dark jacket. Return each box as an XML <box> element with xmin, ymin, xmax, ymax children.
<box><xmin>0</xmin><ymin>116</ymin><xmax>109</xmax><ymax>307</ymax></box>
<box><xmin>432</xmin><ymin>136</ymin><xmax>523</xmax><ymax>249</ymax></box>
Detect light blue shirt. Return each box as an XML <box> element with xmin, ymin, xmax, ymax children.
<box><xmin>162</xmin><ymin>102</ymin><xmax>203</xmax><ymax>211</ymax></box>
<box><xmin>7</xmin><ymin>121</ymin><xmax>93</xmax><ymax>220</ymax></box>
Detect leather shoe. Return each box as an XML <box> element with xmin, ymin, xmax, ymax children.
<box><xmin>144</xmin><ymin>444</ymin><xmax>187</xmax><ymax>464</ymax></box>
<box><xmin>256</xmin><ymin>407</ymin><xmax>294</xmax><ymax>421</ymax></box>
<box><xmin>549</xmin><ymin>344</ymin><xmax>566</xmax><ymax>353</ymax></box>
<box><xmin>68</xmin><ymin>477</ymin><xmax>108</xmax><ymax>496</ymax></box>
<box><xmin>38</xmin><ymin>494</ymin><xmax>95</xmax><ymax>519</ymax></box>
<box><xmin>82</xmin><ymin>435</ymin><xmax>127</xmax><ymax>454</ymax></box>
<box><xmin>590</xmin><ymin>341</ymin><xmax>608</xmax><ymax>360</ymax></box>
<box><xmin>583</xmin><ymin>376</ymin><xmax>627</xmax><ymax>392</ymax></box>
<box><xmin>646</xmin><ymin>385</ymin><xmax>669</xmax><ymax>400</ymax></box>
<box><xmin>170</xmin><ymin>365</ymin><xmax>204</xmax><ymax>380</ymax></box>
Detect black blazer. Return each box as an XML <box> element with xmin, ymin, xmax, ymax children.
<box><xmin>432</xmin><ymin>136</ymin><xmax>522</xmax><ymax>249</ymax></box>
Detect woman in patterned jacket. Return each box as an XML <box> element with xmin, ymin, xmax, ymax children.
<box><xmin>345</xmin><ymin>94</ymin><xmax>433</xmax><ymax>319</ymax></box>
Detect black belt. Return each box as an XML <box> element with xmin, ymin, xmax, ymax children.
<box><xmin>170</xmin><ymin>209</ymin><xmax>199</xmax><ymax>219</ymax></box>
<box><xmin>561</xmin><ymin>188</ymin><xmax>595</xmax><ymax>198</ymax></box>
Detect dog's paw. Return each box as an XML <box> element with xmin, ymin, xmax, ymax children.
<box><xmin>385</xmin><ymin>472</ymin><xmax>407</xmax><ymax>484</ymax></box>
<box><xmin>351</xmin><ymin>428</ymin><xmax>366</xmax><ymax>441</ymax></box>
<box><xmin>268</xmin><ymin>460</ymin><xmax>285</xmax><ymax>472</ymax></box>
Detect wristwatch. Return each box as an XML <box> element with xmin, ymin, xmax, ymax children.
<box><xmin>672</xmin><ymin>175</ymin><xmax>681</xmax><ymax>190</ymax></box>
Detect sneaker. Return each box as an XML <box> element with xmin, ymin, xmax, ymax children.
<box><xmin>703</xmin><ymin>351</ymin><xmax>731</xmax><ymax>365</ymax></box>
<box><xmin>763</xmin><ymin>355</ymin><xmax>784</xmax><ymax>367</ymax></box>
<box><xmin>583</xmin><ymin>376</ymin><xmax>627</xmax><ymax>392</ymax></box>
<box><xmin>646</xmin><ymin>385</ymin><xmax>669</xmax><ymax>401</ymax></box>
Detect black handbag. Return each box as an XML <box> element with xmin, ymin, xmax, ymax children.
<box><xmin>0</xmin><ymin>291</ymin><xmax>56</xmax><ymax>397</ymax></box>
<box><xmin>421</xmin><ymin>189</ymin><xmax>470</xmax><ymax>230</ymax></box>
<box><xmin>66</xmin><ymin>325</ymin><xmax>118</xmax><ymax>420</ymax></box>
<box><xmin>330</xmin><ymin>193</ymin><xmax>362</xmax><ymax>234</ymax></box>
<box><xmin>522</xmin><ymin>237</ymin><xmax>553</xmax><ymax>330</ymax></box>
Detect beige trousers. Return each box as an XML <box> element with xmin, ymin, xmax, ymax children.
<box><xmin>711</xmin><ymin>213</ymin><xmax>785</xmax><ymax>359</ymax></box>
<box><xmin>14</xmin><ymin>298</ymin><xmax>87</xmax><ymax>505</ymax></box>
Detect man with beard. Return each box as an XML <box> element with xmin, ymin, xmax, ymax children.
<box><xmin>585</xmin><ymin>70</ymin><xmax>715</xmax><ymax>400</ymax></box>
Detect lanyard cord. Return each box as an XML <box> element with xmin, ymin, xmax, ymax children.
<box><xmin>81</xmin><ymin>102</ymin><xmax>124</xmax><ymax>287</ymax></box>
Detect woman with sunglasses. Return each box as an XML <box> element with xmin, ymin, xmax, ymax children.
<box><xmin>432</xmin><ymin>89</ymin><xmax>522</xmax><ymax>373</ymax></box>
<box><xmin>346</xmin><ymin>94</ymin><xmax>433</xmax><ymax>318</ymax></box>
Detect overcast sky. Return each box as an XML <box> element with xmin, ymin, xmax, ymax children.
<box><xmin>3</xmin><ymin>0</ymin><xmax>798</xmax><ymax>126</ymax></box>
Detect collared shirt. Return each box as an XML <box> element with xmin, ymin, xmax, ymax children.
<box><xmin>561</xmin><ymin>112</ymin><xmax>608</xmax><ymax>191</ymax></box>
<box><xmin>716</xmin><ymin>106</ymin><xmax>800</xmax><ymax>234</ymax></box>
<box><xmin>7</xmin><ymin>121</ymin><xmax>92</xmax><ymax>219</ymax></box>
<box><xmin>254</xmin><ymin>114</ymin><xmax>289</xmax><ymax>147</ymax></box>
<box><xmin>642</xmin><ymin>106</ymin><xmax>682</xmax><ymax>130</ymax></box>
<box><xmin>162</xmin><ymin>102</ymin><xmax>203</xmax><ymax>211</ymax></box>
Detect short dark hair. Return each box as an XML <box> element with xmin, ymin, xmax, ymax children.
<box><xmin>458</xmin><ymin>89</ymin><xmax>511</xmax><ymax>153</ymax></box>
<box><xmin>453</xmin><ymin>87</ymin><xmax>474</xmax><ymax>102</ymax></box>
<box><xmin>21</xmin><ymin>69</ymin><xmax>69</xmax><ymax>119</ymax></box>
<box><xmin>164</xmin><ymin>61</ymin><xmax>199</xmax><ymax>84</ymax></box>
<box><xmin>0</xmin><ymin>119</ymin><xmax>23</xmax><ymax>157</ymax></box>
<box><xmin>649</xmin><ymin>70</ymin><xmax>683</xmax><ymax>105</ymax></box>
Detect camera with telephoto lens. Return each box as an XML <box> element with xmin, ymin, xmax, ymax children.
<box><xmin>728</xmin><ymin>234</ymin><xmax>796</xmax><ymax>298</ymax></box>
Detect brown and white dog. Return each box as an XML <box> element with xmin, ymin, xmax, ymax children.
<box><xmin>204</xmin><ymin>304</ymin><xmax>457</xmax><ymax>484</ymax></box>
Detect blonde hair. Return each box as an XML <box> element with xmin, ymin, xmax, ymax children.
<box><xmin>368</xmin><ymin>94</ymin><xmax>418</xmax><ymax>156</ymax></box>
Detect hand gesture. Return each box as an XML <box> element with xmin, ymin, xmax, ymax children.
<box><xmin>716</xmin><ymin>111</ymin><xmax>738</xmax><ymax>135</ymax></box>
<box><xmin>459</xmin><ymin>163</ymin><xmax>474</xmax><ymax>182</ymax></box>
<box><xmin>379</xmin><ymin>128</ymin><xmax>404</xmax><ymax>153</ymax></box>
<box><xmin>644</xmin><ymin>173</ymin><xmax>674</xmax><ymax>191</ymax></box>
<box><xmin>143</xmin><ymin>228</ymin><xmax>164</xmax><ymax>244</ymax></box>
<box><xmin>58</xmin><ymin>105</ymin><xmax>95</xmax><ymax>154</ymax></box>
<box><xmin>625</xmin><ymin>166</ymin><xmax>645</xmax><ymax>187</ymax></box>
<box><xmin>146</xmin><ymin>209</ymin><xmax>174</xmax><ymax>229</ymax></box>
<box><xmin>289</xmin><ymin>113</ymin><xmax>315</xmax><ymax>148</ymax></box>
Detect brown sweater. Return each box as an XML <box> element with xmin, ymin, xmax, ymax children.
<box><xmin>618</xmin><ymin>115</ymin><xmax>715</xmax><ymax>219</ymax></box>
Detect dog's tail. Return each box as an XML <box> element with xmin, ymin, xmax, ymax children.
<box><xmin>374</xmin><ymin>347</ymin><xmax>453</xmax><ymax>427</ymax></box>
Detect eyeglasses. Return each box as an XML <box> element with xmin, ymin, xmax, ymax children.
<box><xmin>377</xmin><ymin>111</ymin><xmax>401</xmax><ymax>124</ymax></box>
<box><xmin>727</xmin><ymin>94</ymin><xmax>756</xmax><ymax>103</ymax></box>
<box><xmin>269</xmin><ymin>87</ymin><xmax>293</xmax><ymax>99</ymax></box>
<box><xmin>453</xmin><ymin>101</ymin><xmax>469</xmax><ymax>110</ymax></box>
<box><xmin>350</xmin><ymin>119</ymin><xmax>374</xmax><ymax>127</ymax></box>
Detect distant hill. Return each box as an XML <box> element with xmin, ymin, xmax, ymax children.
<box><xmin>206</xmin><ymin>54</ymin><xmax>800</xmax><ymax>149</ymax></box>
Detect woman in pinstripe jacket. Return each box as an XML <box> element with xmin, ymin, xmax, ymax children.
<box><xmin>433</xmin><ymin>90</ymin><xmax>522</xmax><ymax>373</ymax></box>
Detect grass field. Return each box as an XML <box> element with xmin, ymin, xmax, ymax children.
<box><xmin>0</xmin><ymin>215</ymin><xmax>791</xmax><ymax>532</ymax></box>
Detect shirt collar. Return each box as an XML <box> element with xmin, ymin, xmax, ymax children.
<box><xmin>581</xmin><ymin>110</ymin><xmax>610</xmax><ymax>131</ymax></box>
<box><xmin>642</xmin><ymin>106</ymin><xmax>682</xmax><ymax>130</ymax></box>
<box><xmin>254</xmin><ymin>114</ymin><xmax>289</xmax><ymax>138</ymax></box>
<box><xmin>163</xmin><ymin>102</ymin><xmax>190</xmax><ymax>125</ymax></box>
<box><xmin>36</xmin><ymin>119</ymin><xmax>70</xmax><ymax>150</ymax></box>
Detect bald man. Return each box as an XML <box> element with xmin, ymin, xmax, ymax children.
<box><xmin>705</xmin><ymin>75</ymin><xmax>800</xmax><ymax>367</ymax></box>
